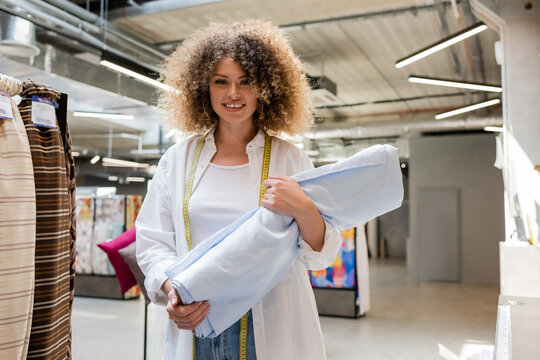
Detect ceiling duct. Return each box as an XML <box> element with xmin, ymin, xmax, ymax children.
<box><xmin>0</xmin><ymin>12</ymin><xmax>40</xmax><ymax>57</ymax></box>
<box><xmin>307</xmin><ymin>75</ymin><xmax>340</xmax><ymax>107</ymax></box>
<box><xmin>306</xmin><ymin>116</ymin><xmax>502</xmax><ymax>140</ymax></box>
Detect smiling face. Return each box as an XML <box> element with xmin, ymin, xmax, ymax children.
<box><xmin>209</xmin><ymin>57</ymin><xmax>258</xmax><ymax>130</ymax></box>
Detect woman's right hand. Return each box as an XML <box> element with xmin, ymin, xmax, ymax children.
<box><xmin>163</xmin><ymin>279</ymin><xmax>211</xmax><ymax>330</ymax></box>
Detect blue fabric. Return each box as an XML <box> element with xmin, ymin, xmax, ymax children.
<box><xmin>165</xmin><ymin>144</ymin><xmax>404</xmax><ymax>339</ymax></box>
<box><xmin>195</xmin><ymin>310</ymin><xmax>256</xmax><ymax>360</ymax></box>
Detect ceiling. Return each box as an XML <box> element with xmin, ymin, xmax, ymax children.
<box><xmin>0</xmin><ymin>0</ymin><xmax>502</xmax><ymax>167</ymax></box>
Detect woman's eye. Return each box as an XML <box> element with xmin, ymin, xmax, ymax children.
<box><xmin>240</xmin><ymin>80</ymin><xmax>250</xmax><ymax>86</ymax></box>
<box><xmin>214</xmin><ymin>79</ymin><xmax>227</xmax><ymax>85</ymax></box>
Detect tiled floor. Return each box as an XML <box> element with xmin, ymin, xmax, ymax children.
<box><xmin>72</xmin><ymin>259</ymin><xmax>499</xmax><ymax>360</ymax></box>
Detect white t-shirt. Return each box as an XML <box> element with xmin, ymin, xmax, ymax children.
<box><xmin>189</xmin><ymin>162</ymin><xmax>256</xmax><ymax>247</ymax></box>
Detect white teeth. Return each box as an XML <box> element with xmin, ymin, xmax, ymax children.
<box><xmin>225</xmin><ymin>104</ymin><xmax>243</xmax><ymax>108</ymax></box>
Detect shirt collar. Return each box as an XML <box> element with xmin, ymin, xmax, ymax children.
<box><xmin>204</xmin><ymin>127</ymin><xmax>266</xmax><ymax>149</ymax></box>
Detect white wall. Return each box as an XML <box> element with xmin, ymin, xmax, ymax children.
<box><xmin>408</xmin><ymin>133</ymin><xmax>505</xmax><ymax>284</ymax></box>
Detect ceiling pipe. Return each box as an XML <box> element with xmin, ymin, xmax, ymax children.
<box><xmin>0</xmin><ymin>1</ymin><xmax>161</xmax><ymax>72</ymax></box>
<box><xmin>306</xmin><ymin>116</ymin><xmax>502</xmax><ymax>140</ymax></box>
<box><xmin>42</xmin><ymin>0</ymin><xmax>167</xmax><ymax>60</ymax></box>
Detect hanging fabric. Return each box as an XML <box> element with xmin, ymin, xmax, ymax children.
<box><xmin>57</xmin><ymin>92</ymin><xmax>77</xmax><ymax>356</ymax></box>
<box><xmin>18</xmin><ymin>81</ymin><xmax>72</xmax><ymax>360</ymax></box>
<box><xmin>0</xmin><ymin>78</ymin><xmax>36</xmax><ymax>360</ymax></box>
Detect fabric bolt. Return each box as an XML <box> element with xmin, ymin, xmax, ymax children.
<box><xmin>93</xmin><ymin>197</ymin><xmax>126</xmax><ymax>275</ymax></box>
<box><xmin>18</xmin><ymin>81</ymin><xmax>72</xmax><ymax>360</ymax></box>
<box><xmin>125</xmin><ymin>195</ymin><xmax>142</xmax><ymax>230</ymax></box>
<box><xmin>0</xmin><ymin>97</ymin><xmax>36</xmax><ymax>360</ymax></box>
<box><xmin>59</xmin><ymin>109</ymin><xmax>76</xmax><ymax>358</ymax></box>
<box><xmin>165</xmin><ymin>144</ymin><xmax>404</xmax><ymax>339</ymax></box>
<box><xmin>97</xmin><ymin>228</ymin><xmax>138</xmax><ymax>293</ymax></box>
<box><xmin>92</xmin><ymin>222</ymin><xmax>125</xmax><ymax>275</ymax></box>
<box><xmin>75</xmin><ymin>197</ymin><xmax>94</xmax><ymax>274</ymax></box>
<box><xmin>136</xmin><ymin>130</ymin><xmax>342</xmax><ymax>360</ymax></box>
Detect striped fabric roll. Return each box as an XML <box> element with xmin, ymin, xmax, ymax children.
<box><xmin>60</xmin><ymin>117</ymin><xmax>76</xmax><ymax>358</ymax></box>
<box><xmin>18</xmin><ymin>81</ymin><xmax>72</xmax><ymax>360</ymax></box>
<box><xmin>0</xmin><ymin>97</ymin><xmax>36</xmax><ymax>360</ymax></box>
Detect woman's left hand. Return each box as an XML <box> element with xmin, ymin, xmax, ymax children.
<box><xmin>262</xmin><ymin>176</ymin><xmax>311</xmax><ymax>218</ymax></box>
<box><xmin>262</xmin><ymin>175</ymin><xmax>325</xmax><ymax>252</ymax></box>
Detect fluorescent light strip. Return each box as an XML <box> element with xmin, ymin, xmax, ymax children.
<box><xmin>102</xmin><ymin>157</ymin><xmax>149</xmax><ymax>168</ymax></box>
<box><xmin>484</xmin><ymin>126</ymin><xmax>504</xmax><ymax>132</ymax></box>
<box><xmin>90</xmin><ymin>155</ymin><xmax>100</xmax><ymax>164</ymax></box>
<box><xmin>73</xmin><ymin>111</ymin><xmax>134</xmax><ymax>120</ymax></box>
<box><xmin>100</xmin><ymin>60</ymin><xmax>173</xmax><ymax>91</ymax></box>
<box><xmin>435</xmin><ymin>99</ymin><xmax>501</xmax><ymax>120</ymax></box>
<box><xmin>396</xmin><ymin>23</ymin><xmax>488</xmax><ymax>68</ymax></box>
<box><xmin>409</xmin><ymin>76</ymin><xmax>502</xmax><ymax>93</ymax></box>
<box><xmin>107</xmin><ymin>176</ymin><xmax>119</xmax><ymax>181</ymax></box>
<box><xmin>126</xmin><ymin>176</ymin><xmax>146</xmax><ymax>183</ymax></box>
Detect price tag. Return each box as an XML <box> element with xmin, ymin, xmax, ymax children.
<box><xmin>0</xmin><ymin>90</ymin><xmax>13</xmax><ymax>121</ymax></box>
<box><xmin>31</xmin><ymin>95</ymin><xmax>57</xmax><ymax>128</ymax></box>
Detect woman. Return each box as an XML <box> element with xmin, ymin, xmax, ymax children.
<box><xmin>136</xmin><ymin>20</ymin><xmax>341</xmax><ymax>360</ymax></box>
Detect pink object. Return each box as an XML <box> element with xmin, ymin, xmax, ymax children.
<box><xmin>97</xmin><ymin>228</ymin><xmax>137</xmax><ymax>293</ymax></box>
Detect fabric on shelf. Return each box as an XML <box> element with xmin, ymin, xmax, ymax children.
<box><xmin>118</xmin><ymin>242</ymin><xmax>151</xmax><ymax>304</ymax></box>
<box><xmin>126</xmin><ymin>195</ymin><xmax>142</xmax><ymax>230</ymax></box>
<box><xmin>97</xmin><ymin>228</ymin><xmax>137</xmax><ymax>293</ymax></box>
<box><xmin>18</xmin><ymin>81</ymin><xmax>72</xmax><ymax>360</ymax></box>
<box><xmin>166</xmin><ymin>144</ymin><xmax>404</xmax><ymax>338</ymax></box>
<box><xmin>92</xmin><ymin>196</ymin><xmax>126</xmax><ymax>275</ymax></box>
<box><xmin>0</xmin><ymin>97</ymin><xmax>36</xmax><ymax>360</ymax></box>
<box><xmin>75</xmin><ymin>197</ymin><xmax>94</xmax><ymax>274</ymax></box>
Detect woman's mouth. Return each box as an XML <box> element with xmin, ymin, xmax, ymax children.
<box><xmin>223</xmin><ymin>103</ymin><xmax>245</xmax><ymax>112</ymax></box>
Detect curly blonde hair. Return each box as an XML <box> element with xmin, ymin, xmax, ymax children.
<box><xmin>159</xmin><ymin>19</ymin><xmax>313</xmax><ymax>136</ymax></box>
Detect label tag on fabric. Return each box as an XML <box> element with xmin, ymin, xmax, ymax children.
<box><xmin>0</xmin><ymin>90</ymin><xmax>13</xmax><ymax>120</ymax></box>
<box><xmin>31</xmin><ymin>95</ymin><xmax>57</xmax><ymax>128</ymax></box>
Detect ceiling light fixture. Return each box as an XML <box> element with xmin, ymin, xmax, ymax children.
<box><xmin>408</xmin><ymin>76</ymin><xmax>502</xmax><ymax>93</ymax></box>
<box><xmin>107</xmin><ymin>176</ymin><xmax>119</xmax><ymax>181</ymax></box>
<box><xmin>102</xmin><ymin>157</ymin><xmax>149</xmax><ymax>168</ymax></box>
<box><xmin>100</xmin><ymin>51</ymin><xmax>172</xmax><ymax>91</ymax></box>
<box><xmin>435</xmin><ymin>99</ymin><xmax>501</xmax><ymax>120</ymax></box>
<box><xmin>73</xmin><ymin>111</ymin><xmax>134</xmax><ymax>120</ymax></box>
<box><xmin>484</xmin><ymin>126</ymin><xmax>504</xmax><ymax>132</ymax></box>
<box><xmin>395</xmin><ymin>23</ymin><xmax>488</xmax><ymax>68</ymax></box>
<box><xmin>126</xmin><ymin>176</ymin><xmax>146</xmax><ymax>183</ymax></box>
<box><xmin>90</xmin><ymin>155</ymin><xmax>100</xmax><ymax>164</ymax></box>
<box><xmin>72</xmin><ymin>151</ymin><xmax>80</xmax><ymax>157</ymax></box>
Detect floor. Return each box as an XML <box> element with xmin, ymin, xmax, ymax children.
<box><xmin>71</xmin><ymin>259</ymin><xmax>499</xmax><ymax>360</ymax></box>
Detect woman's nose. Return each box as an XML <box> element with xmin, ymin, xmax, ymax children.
<box><xmin>227</xmin><ymin>83</ymin><xmax>240</xmax><ymax>99</ymax></box>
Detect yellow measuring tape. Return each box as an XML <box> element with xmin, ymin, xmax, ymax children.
<box><xmin>183</xmin><ymin>133</ymin><xmax>272</xmax><ymax>360</ymax></box>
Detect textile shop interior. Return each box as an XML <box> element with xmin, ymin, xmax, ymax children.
<box><xmin>0</xmin><ymin>0</ymin><xmax>538</xmax><ymax>359</ymax></box>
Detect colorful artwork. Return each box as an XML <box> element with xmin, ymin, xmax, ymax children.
<box><xmin>310</xmin><ymin>228</ymin><xmax>356</xmax><ymax>289</ymax></box>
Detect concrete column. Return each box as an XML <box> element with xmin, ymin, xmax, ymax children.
<box><xmin>472</xmin><ymin>0</ymin><xmax>540</xmax><ymax>244</ymax></box>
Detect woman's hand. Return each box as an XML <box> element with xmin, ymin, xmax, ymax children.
<box><xmin>262</xmin><ymin>176</ymin><xmax>311</xmax><ymax>218</ymax></box>
<box><xmin>262</xmin><ymin>176</ymin><xmax>325</xmax><ymax>251</ymax></box>
<box><xmin>162</xmin><ymin>279</ymin><xmax>210</xmax><ymax>330</ymax></box>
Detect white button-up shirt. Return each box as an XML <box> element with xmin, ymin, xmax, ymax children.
<box><xmin>136</xmin><ymin>130</ymin><xmax>342</xmax><ymax>360</ymax></box>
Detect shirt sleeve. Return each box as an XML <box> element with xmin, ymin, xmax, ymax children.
<box><xmin>294</xmin><ymin>150</ymin><xmax>342</xmax><ymax>270</ymax></box>
<box><xmin>136</xmin><ymin>154</ymin><xmax>178</xmax><ymax>305</ymax></box>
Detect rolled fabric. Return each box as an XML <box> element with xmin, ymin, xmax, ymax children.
<box><xmin>165</xmin><ymin>144</ymin><xmax>403</xmax><ymax>338</ymax></box>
